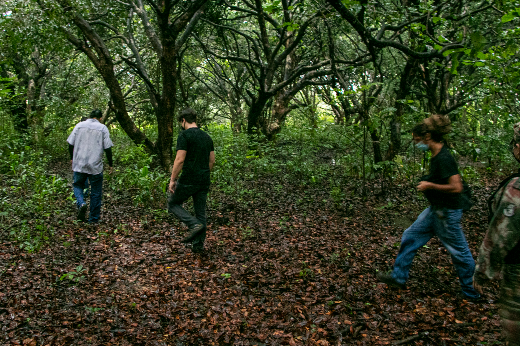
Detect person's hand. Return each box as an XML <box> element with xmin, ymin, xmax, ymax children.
<box><xmin>168</xmin><ymin>180</ymin><xmax>176</xmax><ymax>194</ymax></box>
<box><xmin>417</xmin><ymin>181</ymin><xmax>432</xmax><ymax>191</ymax></box>
<box><xmin>108</xmin><ymin>166</ymin><xmax>114</xmax><ymax>175</ymax></box>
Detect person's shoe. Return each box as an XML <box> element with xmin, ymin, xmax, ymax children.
<box><xmin>77</xmin><ymin>203</ymin><xmax>88</xmax><ymax>222</ymax></box>
<box><xmin>377</xmin><ymin>271</ymin><xmax>406</xmax><ymax>289</ymax></box>
<box><xmin>457</xmin><ymin>292</ymin><xmax>484</xmax><ymax>303</ymax></box>
<box><xmin>192</xmin><ymin>244</ymin><xmax>205</xmax><ymax>254</ymax></box>
<box><xmin>181</xmin><ymin>224</ymin><xmax>204</xmax><ymax>243</ymax></box>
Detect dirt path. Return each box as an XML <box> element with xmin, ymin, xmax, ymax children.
<box><xmin>0</xmin><ymin>173</ymin><xmax>504</xmax><ymax>345</ymax></box>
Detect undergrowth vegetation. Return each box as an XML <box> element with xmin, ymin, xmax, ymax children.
<box><xmin>0</xmin><ymin>118</ymin><xmax>518</xmax><ymax>252</ymax></box>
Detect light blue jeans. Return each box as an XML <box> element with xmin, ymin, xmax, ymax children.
<box><xmin>391</xmin><ymin>206</ymin><xmax>480</xmax><ymax>298</ymax></box>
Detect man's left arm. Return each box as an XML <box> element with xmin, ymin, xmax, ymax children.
<box><xmin>169</xmin><ymin>150</ymin><xmax>187</xmax><ymax>193</ymax></box>
<box><xmin>102</xmin><ymin>127</ymin><xmax>114</xmax><ymax>173</ymax></box>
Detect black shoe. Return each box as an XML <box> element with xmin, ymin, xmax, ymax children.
<box><xmin>377</xmin><ymin>271</ymin><xmax>406</xmax><ymax>289</ymax></box>
<box><xmin>77</xmin><ymin>203</ymin><xmax>87</xmax><ymax>222</ymax></box>
<box><xmin>181</xmin><ymin>224</ymin><xmax>204</xmax><ymax>243</ymax></box>
<box><xmin>192</xmin><ymin>244</ymin><xmax>205</xmax><ymax>254</ymax></box>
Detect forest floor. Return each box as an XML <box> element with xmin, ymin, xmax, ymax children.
<box><xmin>0</xmin><ymin>162</ymin><xmax>508</xmax><ymax>346</ymax></box>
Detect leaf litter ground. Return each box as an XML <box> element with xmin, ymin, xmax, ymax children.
<box><xmin>0</xmin><ymin>169</ymin><xmax>506</xmax><ymax>345</ymax></box>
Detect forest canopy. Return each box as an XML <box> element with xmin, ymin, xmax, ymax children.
<box><xmin>0</xmin><ymin>0</ymin><xmax>518</xmax><ymax>168</ymax></box>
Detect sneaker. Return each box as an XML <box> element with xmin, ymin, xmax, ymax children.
<box><xmin>181</xmin><ymin>224</ymin><xmax>204</xmax><ymax>243</ymax></box>
<box><xmin>377</xmin><ymin>271</ymin><xmax>406</xmax><ymax>289</ymax></box>
<box><xmin>77</xmin><ymin>203</ymin><xmax>88</xmax><ymax>222</ymax></box>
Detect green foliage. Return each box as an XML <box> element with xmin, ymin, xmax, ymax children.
<box><xmin>58</xmin><ymin>265</ymin><xmax>86</xmax><ymax>284</ymax></box>
<box><xmin>0</xmin><ymin>132</ymin><xmax>69</xmax><ymax>252</ymax></box>
<box><xmin>108</xmin><ymin>142</ymin><xmax>167</xmax><ymax>207</ymax></box>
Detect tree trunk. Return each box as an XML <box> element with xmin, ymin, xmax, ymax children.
<box><xmin>370</xmin><ymin>128</ymin><xmax>382</xmax><ymax>163</ymax></box>
<box><xmin>156</xmin><ymin>43</ymin><xmax>177</xmax><ymax>170</ymax></box>
<box><xmin>247</xmin><ymin>94</ymin><xmax>270</xmax><ymax>134</ymax></box>
<box><xmin>385</xmin><ymin>59</ymin><xmax>416</xmax><ymax>161</ymax></box>
<box><xmin>265</xmin><ymin>91</ymin><xmax>292</xmax><ymax>139</ymax></box>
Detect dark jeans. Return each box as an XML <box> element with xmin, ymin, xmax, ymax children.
<box><xmin>73</xmin><ymin>172</ymin><xmax>103</xmax><ymax>223</ymax></box>
<box><xmin>167</xmin><ymin>183</ymin><xmax>209</xmax><ymax>247</ymax></box>
<box><xmin>84</xmin><ymin>177</ymin><xmax>90</xmax><ymax>197</ymax></box>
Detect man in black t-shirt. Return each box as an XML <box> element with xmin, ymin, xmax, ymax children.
<box><xmin>167</xmin><ymin>108</ymin><xmax>215</xmax><ymax>253</ymax></box>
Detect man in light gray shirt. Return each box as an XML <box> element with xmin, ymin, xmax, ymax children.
<box><xmin>67</xmin><ymin>109</ymin><xmax>114</xmax><ymax>223</ymax></box>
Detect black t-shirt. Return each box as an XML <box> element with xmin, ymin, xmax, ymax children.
<box><xmin>176</xmin><ymin>128</ymin><xmax>214</xmax><ymax>185</ymax></box>
<box><xmin>422</xmin><ymin>146</ymin><xmax>461</xmax><ymax>209</ymax></box>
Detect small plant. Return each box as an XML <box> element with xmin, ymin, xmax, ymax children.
<box><xmin>241</xmin><ymin>226</ymin><xmax>254</xmax><ymax>239</ymax></box>
<box><xmin>329</xmin><ymin>253</ymin><xmax>340</xmax><ymax>263</ymax></box>
<box><xmin>330</xmin><ymin>186</ymin><xmax>344</xmax><ymax>205</ymax></box>
<box><xmin>299</xmin><ymin>268</ymin><xmax>314</xmax><ymax>279</ymax></box>
<box><xmin>59</xmin><ymin>265</ymin><xmax>86</xmax><ymax>283</ymax></box>
<box><xmin>85</xmin><ymin>306</ymin><xmax>103</xmax><ymax>313</ymax></box>
<box><xmin>221</xmin><ymin>273</ymin><xmax>231</xmax><ymax>279</ymax></box>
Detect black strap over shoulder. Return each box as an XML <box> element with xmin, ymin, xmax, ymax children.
<box><xmin>488</xmin><ymin>172</ymin><xmax>520</xmax><ymax>223</ymax></box>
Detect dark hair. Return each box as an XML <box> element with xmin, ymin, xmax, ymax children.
<box><xmin>81</xmin><ymin>117</ymin><xmax>88</xmax><ymax>122</ymax></box>
<box><xmin>90</xmin><ymin>109</ymin><xmax>102</xmax><ymax>118</ymax></box>
<box><xmin>412</xmin><ymin>114</ymin><xmax>452</xmax><ymax>143</ymax></box>
<box><xmin>178</xmin><ymin>108</ymin><xmax>197</xmax><ymax>124</ymax></box>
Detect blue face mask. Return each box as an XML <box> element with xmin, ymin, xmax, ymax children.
<box><xmin>415</xmin><ymin>141</ymin><xmax>429</xmax><ymax>152</ymax></box>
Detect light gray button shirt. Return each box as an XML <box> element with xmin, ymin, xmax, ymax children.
<box><xmin>67</xmin><ymin>119</ymin><xmax>113</xmax><ymax>175</ymax></box>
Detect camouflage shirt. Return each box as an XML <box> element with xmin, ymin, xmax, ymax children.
<box><xmin>474</xmin><ymin>176</ymin><xmax>520</xmax><ymax>284</ymax></box>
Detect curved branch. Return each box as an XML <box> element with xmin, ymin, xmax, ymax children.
<box><xmin>131</xmin><ymin>0</ymin><xmax>163</xmax><ymax>57</ymax></box>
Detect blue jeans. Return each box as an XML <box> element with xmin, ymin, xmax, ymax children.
<box><xmin>83</xmin><ymin>177</ymin><xmax>90</xmax><ymax>198</ymax></box>
<box><xmin>167</xmin><ymin>183</ymin><xmax>210</xmax><ymax>247</ymax></box>
<box><xmin>391</xmin><ymin>206</ymin><xmax>480</xmax><ymax>298</ymax></box>
<box><xmin>73</xmin><ymin>172</ymin><xmax>103</xmax><ymax>223</ymax></box>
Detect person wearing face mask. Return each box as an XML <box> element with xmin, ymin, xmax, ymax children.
<box><xmin>473</xmin><ymin>123</ymin><xmax>520</xmax><ymax>345</ymax></box>
<box><xmin>167</xmin><ymin>108</ymin><xmax>215</xmax><ymax>253</ymax></box>
<box><xmin>377</xmin><ymin>114</ymin><xmax>481</xmax><ymax>300</ymax></box>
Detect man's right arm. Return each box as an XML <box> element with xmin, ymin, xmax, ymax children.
<box><xmin>68</xmin><ymin>144</ymin><xmax>74</xmax><ymax>160</ymax></box>
<box><xmin>105</xmin><ymin>147</ymin><xmax>114</xmax><ymax>173</ymax></box>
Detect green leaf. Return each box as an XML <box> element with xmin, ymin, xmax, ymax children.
<box><xmin>432</xmin><ymin>17</ymin><xmax>441</xmax><ymax>24</ymax></box>
<box><xmin>501</xmin><ymin>12</ymin><xmax>516</xmax><ymax>23</ymax></box>
<box><xmin>450</xmin><ymin>56</ymin><xmax>459</xmax><ymax>75</ymax></box>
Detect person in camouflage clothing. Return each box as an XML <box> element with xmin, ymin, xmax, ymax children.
<box><xmin>474</xmin><ymin>122</ymin><xmax>520</xmax><ymax>345</ymax></box>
